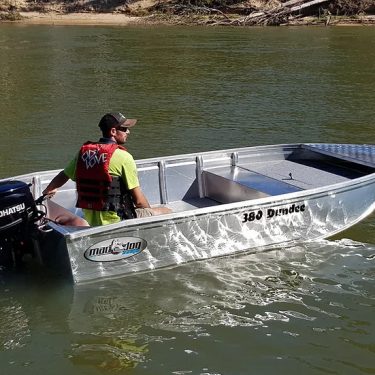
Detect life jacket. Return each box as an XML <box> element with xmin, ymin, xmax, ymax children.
<box><xmin>75</xmin><ymin>142</ymin><xmax>135</xmax><ymax>219</ymax></box>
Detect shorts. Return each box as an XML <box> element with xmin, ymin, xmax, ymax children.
<box><xmin>135</xmin><ymin>208</ymin><xmax>155</xmax><ymax>218</ymax></box>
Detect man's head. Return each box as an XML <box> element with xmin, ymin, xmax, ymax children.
<box><xmin>98</xmin><ymin>112</ymin><xmax>137</xmax><ymax>140</ymax></box>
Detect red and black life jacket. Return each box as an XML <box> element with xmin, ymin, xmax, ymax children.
<box><xmin>75</xmin><ymin>142</ymin><xmax>135</xmax><ymax>219</ymax></box>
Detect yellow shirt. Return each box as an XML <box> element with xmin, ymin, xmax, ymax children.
<box><xmin>64</xmin><ymin>148</ymin><xmax>139</xmax><ymax>226</ymax></box>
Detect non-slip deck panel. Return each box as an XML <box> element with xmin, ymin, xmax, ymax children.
<box><xmin>304</xmin><ymin>144</ymin><xmax>375</xmax><ymax>168</ymax></box>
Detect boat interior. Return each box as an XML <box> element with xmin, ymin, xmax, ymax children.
<box><xmin>39</xmin><ymin>144</ymin><xmax>375</xmax><ymax>225</ymax></box>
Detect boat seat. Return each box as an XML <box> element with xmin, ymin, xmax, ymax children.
<box><xmin>238</xmin><ymin>159</ymin><xmax>350</xmax><ymax>189</ymax></box>
<box><xmin>203</xmin><ymin>166</ymin><xmax>301</xmax><ymax>204</ymax></box>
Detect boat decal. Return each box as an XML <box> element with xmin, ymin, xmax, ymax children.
<box><xmin>84</xmin><ymin>237</ymin><xmax>147</xmax><ymax>262</ymax></box>
<box><xmin>242</xmin><ymin>203</ymin><xmax>306</xmax><ymax>223</ymax></box>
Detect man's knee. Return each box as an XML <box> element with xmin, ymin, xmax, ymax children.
<box><xmin>152</xmin><ymin>207</ymin><xmax>172</xmax><ymax>215</ymax></box>
<box><xmin>135</xmin><ymin>207</ymin><xmax>171</xmax><ymax>218</ymax></box>
<box><xmin>55</xmin><ymin>215</ymin><xmax>90</xmax><ymax>227</ymax></box>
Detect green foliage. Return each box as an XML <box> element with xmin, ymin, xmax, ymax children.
<box><xmin>329</xmin><ymin>0</ymin><xmax>375</xmax><ymax>15</ymax></box>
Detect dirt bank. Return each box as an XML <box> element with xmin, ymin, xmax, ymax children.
<box><xmin>15</xmin><ymin>11</ymin><xmax>149</xmax><ymax>26</ymax></box>
<box><xmin>1</xmin><ymin>0</ymin><xmax>375</xmax><ymax>26</ymax></box>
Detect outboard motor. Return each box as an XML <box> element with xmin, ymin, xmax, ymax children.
<box><xmin>0</xmin><ymin>180</ymin><xmax>44</xmax><ymax>266</ymax></box>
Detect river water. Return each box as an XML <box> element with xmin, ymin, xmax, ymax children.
<box><xmin>0</xmin><ymin>24</ymin><xmax>374</xmax><ymax>374</ymax></box>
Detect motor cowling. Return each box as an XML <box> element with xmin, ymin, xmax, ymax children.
<box><xmin>0</xmin><ymin>180</ymin><xmax>41</xmax><ymax>265</ymax></box>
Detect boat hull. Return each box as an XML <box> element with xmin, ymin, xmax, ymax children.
<box><xmin>62</xmin><ymin>174</ymin><xmax>375</xmax><ymax>283</ymax></box>
<box><xmin>2</xmin><ymin>143</ymin><xmax>374</xmax><ymax>283</ymax></box>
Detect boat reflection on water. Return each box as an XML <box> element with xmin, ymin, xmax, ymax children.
<box><xmin>1</xmin><ymin>236</ymin><xmax>374</xmax><ymax>373</ymax></box>
<box><xmin>66</xmin><ymin>237</ymin><xmax>374</xmax><ymax>372</ymax></box>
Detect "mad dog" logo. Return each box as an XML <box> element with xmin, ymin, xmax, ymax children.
<box><xmin>84</xmin><ymin>237</ymin><xmax>147</xmax><ymax>262</ymax></box>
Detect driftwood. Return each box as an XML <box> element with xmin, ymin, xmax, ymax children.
<box><xmin>224</xmin><ymin>0</ymin><xmax>331</xmax><ymax>26</ymax></box>
<box><xmin>290</xmin><ymin>0</ymin><xmax>331</xmax><ymax>12</ymax></box>
<box><xmin>167</xmin><ymin>0</ymin><xmax>334</xmax><ymax>26</ymax></box>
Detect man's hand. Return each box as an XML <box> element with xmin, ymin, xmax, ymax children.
<box><xmin>42</xmin><ymin>188</ymin><xmax>58</xmax><ymax>198</ymax></box>
<box><xmin>42</xmin><ymin>170</ymin><xmax>70</xmax><ymax>198</ymax></box>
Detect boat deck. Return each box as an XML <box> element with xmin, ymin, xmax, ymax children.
<box><xmin>166</xmin><ymin>160</ymin><xmax>351</xmax><ymax>212</ymax></box>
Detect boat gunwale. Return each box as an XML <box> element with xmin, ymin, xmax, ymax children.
<box><xmin>3</xmin><ymin>142</ymin><xmax>374</xmax><ymax>181</ymax></box>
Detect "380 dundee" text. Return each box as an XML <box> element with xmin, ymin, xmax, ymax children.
<box><xmin>242</xmin><ymin>203</ymin><xmax>306</xmax><ymax>223</ymax></box>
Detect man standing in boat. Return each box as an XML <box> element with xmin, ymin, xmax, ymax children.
<box><xmin>42</xmin><ymin>112</ymin><xmax>171</xmax><ymax>226</ymax></box>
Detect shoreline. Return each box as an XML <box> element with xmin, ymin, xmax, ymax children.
<box><xmin>2</xmin><ymin>11</ymin><xmax>375</xmax><ymax>27</ymax></box>
<box><xmin>16</xmin><ymin>12</ymin><xmax>150</xmax><ymax>26</ymax></box>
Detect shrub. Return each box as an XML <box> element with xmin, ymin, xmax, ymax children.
<box><xmin>328</xmin><ymin>0</ymin><xmax>375</xmax><ymax>15</ymax></box>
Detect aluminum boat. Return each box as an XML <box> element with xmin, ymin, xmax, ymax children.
<box><xmin>1</xmin><ymin>143</ymin><xmax>374</xmax><ymax>283</ymax></box>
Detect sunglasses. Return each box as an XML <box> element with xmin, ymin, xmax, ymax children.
<box><xmin>117</xmin><ymin>126</ymin><xmax>129</xmax><ymax>133</ymax></box>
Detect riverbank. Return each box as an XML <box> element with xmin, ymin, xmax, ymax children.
<box><xmin>15</xmin><ymin>11</ymin><xmax>149</xmax><ymax>26</ymax></box>
<box><xmin>0</xmin><ymin>10</ymin><xmax>370</xmax><ymax>27</ymax></box>
<box><xmin>4</xmin><ymin>11</ymin><xmax>372</xmax><ymax>27</ymax></box>
<box><xmin>1</xmin><ymin>0</ymin><xmax>375</xmax><ymax>26</ymax></box>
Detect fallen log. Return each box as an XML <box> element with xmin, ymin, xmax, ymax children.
<box><xmin>290</xmin><ymin>0</ymin><xmax>331</xmax><ymax>12</ymax></box>
<box><xmin>281</xmin><ymin>0</ymin><xmax>306</xmax><ymax>7</ymax></box>
<box><xmin>210</xmin><ymin>0</ymin><xmax>333</xmax><ymax>26</ymax></box>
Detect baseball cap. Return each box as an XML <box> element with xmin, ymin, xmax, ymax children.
<box><xmin>98</xmin><ymin>112</ymin><xmax>137</xmax><ymax>131</ymax></box>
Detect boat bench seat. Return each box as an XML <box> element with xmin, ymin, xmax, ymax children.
<box><xmin>203</xmin><ymin>166</ymin><xmax>301</xmax><ymax>204</ymax></box>
<box><xmin>238</xmin><ymin>159</ymin><xmax>350</xmax><ymax>189</ymax></box>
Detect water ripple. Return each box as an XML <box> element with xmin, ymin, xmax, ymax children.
<box><xmin>0</xmin><ymin>297</ymin><xmax>30</xmax><ymax>350</ymax></box>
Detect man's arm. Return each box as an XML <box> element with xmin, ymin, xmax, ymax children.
<box><xmin>130</xmin><ymin>186</ymin><xmax>172</xmax><ymax>215</ymax></box>
<box><xmin>130</xmin><ymin>186</ymin><xmax>151</xmax><ymax>208</ymax></box>
<box><xmin>42</xmin><ymin>170</ymin><xmax>70</xmax><ymax>196</ymax></box>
